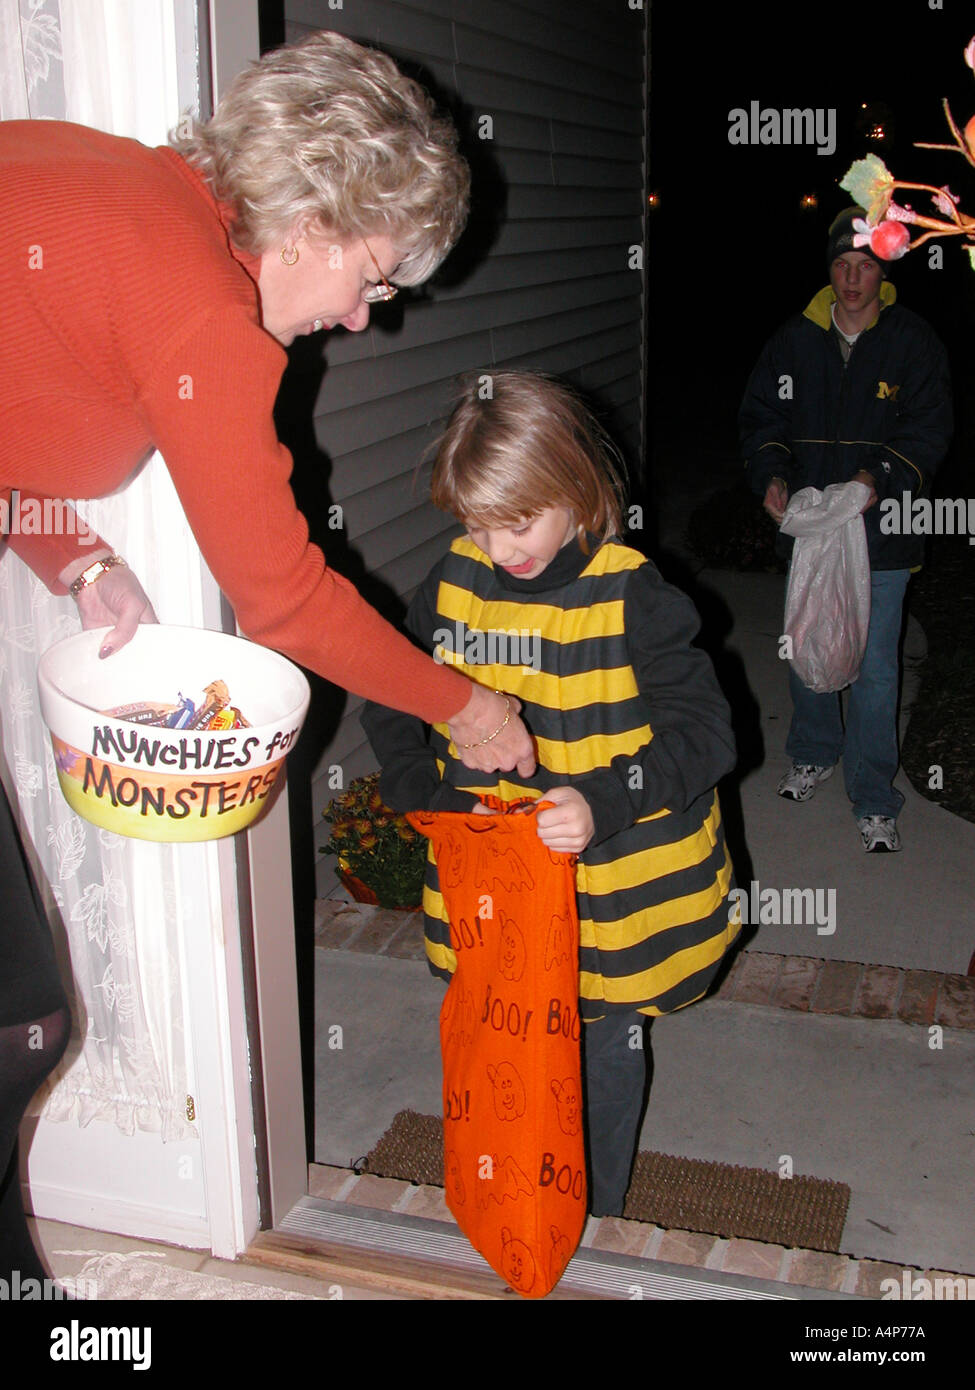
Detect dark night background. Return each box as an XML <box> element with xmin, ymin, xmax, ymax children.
<box><xmin>648</xmin><ymin>0</ymin><xmax>975</xmax><ymax>493</ymax></box>
<box><xmin>259</xmin><ymin>0</ymin><xmax>975</xmax><ymax>522</ymax></box>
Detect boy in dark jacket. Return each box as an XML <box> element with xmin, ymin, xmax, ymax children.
<box><xmin>739</xmin><ymin>207</ymin><xmax>952</xmax><ymax>852</ymax></box>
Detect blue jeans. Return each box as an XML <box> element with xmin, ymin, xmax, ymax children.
<box><xmin>786</xmin><ymin>569</ymin><xmax>910</xmax><ymax>821</ymax></box>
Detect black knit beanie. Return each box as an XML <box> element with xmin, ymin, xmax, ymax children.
<box><xmin>827</xmin><ymin>206</ymin><xmax>889</xmax><ymax>275</ymax></box>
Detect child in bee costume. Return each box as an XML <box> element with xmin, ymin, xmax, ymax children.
<box><xmin>363</xmin><ymin>372</ymin><xmax>740</xmax><ymax>1262</ymax></box>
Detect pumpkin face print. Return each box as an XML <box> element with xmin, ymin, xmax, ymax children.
<box><xmin>500</xmin><ymin>1227</ymin><xmax>536</xmax><ymax>1294</ymax></box>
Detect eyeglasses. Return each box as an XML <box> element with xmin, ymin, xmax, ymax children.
<box><xmin>362</xmin><ymin>240</ymin><xmax>398</xmax><ymax>303</ymax></box>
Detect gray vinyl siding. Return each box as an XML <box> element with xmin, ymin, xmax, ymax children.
<box><xmin>279</xmin><ymin>0</ymin><xmax>647</xmax><ymax>894</ymax></box>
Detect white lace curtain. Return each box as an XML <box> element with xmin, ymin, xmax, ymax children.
<box><xmin>1</xmin><ymin>0</ymin><xmax>210</xmax><ymax>1141</ymax></box>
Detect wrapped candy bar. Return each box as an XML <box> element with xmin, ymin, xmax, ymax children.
<box><xmin>104</xmin><ymin>679</ymin><xmax>250</xmax><ymax>729</ymax></box>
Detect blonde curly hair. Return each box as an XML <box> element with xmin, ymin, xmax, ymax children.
<box><xmin>170</xmin><ymin>30</ymin><xmax>469</xmax><ymax>285</ymax></box>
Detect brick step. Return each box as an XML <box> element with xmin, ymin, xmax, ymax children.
<box><xmin>307</xmin><ymin>1162</ymin><xmax>975</xmax><ymax>1296</ymax></box>
<box><xmin>315</xmin><ymin>899</ymin><xmax>975</xmax><ymax>1030</ymax></box>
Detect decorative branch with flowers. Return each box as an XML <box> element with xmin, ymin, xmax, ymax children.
<box><xmin>321</xmin><ymin>772</ymin><xmax>427</xmax><ymax>910</ymax></box>
<box><xmin>840</xmin><ymin>36</ymin><xmax>975</xmax><ymax>270</ymax></box>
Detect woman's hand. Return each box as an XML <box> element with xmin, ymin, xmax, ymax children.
<box><xmin>58</xmin><ymin>549</ymin><xmax>158</xmax><ymax>658</ymax></box>
<box><xmin>447</xmin><ymin>683</ymin><xmax>536</xmax><ymax>778</ymax></box>
<box><xmin>535</xmin><ymin>786</ymin><xmax>594</xmax><ymax>854</ymax></box>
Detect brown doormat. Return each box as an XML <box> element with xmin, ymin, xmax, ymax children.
<box><xmin>362</xmin><ymin>1110</ymin><xmax>446</xmax><ymax>1187</ymax></box>
<box><xmin>360</xmin><ymin>1109</ymin><xmax>849</xmax><ymax>1254</ymax></box>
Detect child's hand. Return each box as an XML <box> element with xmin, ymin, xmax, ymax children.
<box><xmin>535</xmin><ymin>787</ymin><xmax>594</xmax><ymax>854</ymax></box>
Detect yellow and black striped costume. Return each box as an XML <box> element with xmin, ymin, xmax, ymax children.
<box><xmin>420</xmin><ymin>535</ymin><xmax>739</xmax><ymax>1021</ymax></box>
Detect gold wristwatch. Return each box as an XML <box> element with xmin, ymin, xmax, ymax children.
<box><xmin>68</xmin><ymin>555</ymin><xmax>127</xmax><ymax>597</ymax></box>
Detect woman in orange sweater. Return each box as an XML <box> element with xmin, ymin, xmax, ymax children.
<box><xmin>0</xmin><ymin>30</ymin><xmax>533</xmax><ymax>1284</ymax></box>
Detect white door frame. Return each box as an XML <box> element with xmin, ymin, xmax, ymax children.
<box><xmin>202</xmin><ymin>0</ymin><xmax>307</xmax><ymax>1246</ymax></box>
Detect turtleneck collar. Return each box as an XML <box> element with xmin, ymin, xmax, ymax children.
<box><xmin>157</xmin><ymin>146</ymin><xmax>263</xmax><ymax>289</ymax></box>
<box><xmin>491</xmin><ymin>532</ymin><xmax>607</xmax><ymax>593</ymax></box>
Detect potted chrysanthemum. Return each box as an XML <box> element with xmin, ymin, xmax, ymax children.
<box><xmin>320</xmin><ymin>772</ymin><xmax>426</xmax><ymax>910</ymax></box>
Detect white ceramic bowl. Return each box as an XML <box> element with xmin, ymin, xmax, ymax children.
<box><xmin>37</xmin><ymin>625</ymin><xmax>310</xmax><ymax>842</ymax></box>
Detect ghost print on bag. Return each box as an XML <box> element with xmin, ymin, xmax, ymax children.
<box><xmin>550</xmin><ymin>1076</ymin><xmax>582</xmax><ymax>1136</ymax></box>
<box><xmin>487</xmin><ymin>1060</ymin><xmax>527</xmax><ymax>1121</ymax></box>
<box><xmin>475</xmin><ymin>1153</ymin><xmax>534</xmax><ymax>1209</ymax></box>
<box><xmin>498</xmin><ymin>911</ymin><xmax>527</xmax><ymax>981</ymax></box>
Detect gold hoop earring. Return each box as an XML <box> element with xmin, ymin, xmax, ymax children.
<box><xmin>280</xmin><ymin>245</ymin><xmax>299</xmax><ymax>266</ymax></box>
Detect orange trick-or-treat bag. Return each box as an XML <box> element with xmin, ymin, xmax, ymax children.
<box><xmin>407</xmin><ymin>799</ymin><xmax>586</xmax><ymax>1299</ymax></box>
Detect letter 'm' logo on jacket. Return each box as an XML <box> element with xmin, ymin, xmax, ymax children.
<box><xmin>876</xmin><ymin>381</ymin><xmax>900</xmax><ymax>400</ymax></box>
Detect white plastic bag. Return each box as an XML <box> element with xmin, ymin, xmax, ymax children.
<box><xmin>780</xmin><ymin>482</ymin><xmax>872</xmax><ymax>694</ymax></box>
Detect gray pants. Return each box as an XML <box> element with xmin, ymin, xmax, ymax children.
<box><xmin>582</xmin><ymin>1010</ymin><xmax>651</xmax><ymax>1216</ymax></box>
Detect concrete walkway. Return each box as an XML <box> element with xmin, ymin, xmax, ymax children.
<box><xmin>314</xmin><ymin>946</ymin><xmax>975</xmax><ymax>1278</ymax></box>
<box><xmin>704</xmin><ymin>567</ymin><xmax>974</xmax><ymax>976</ymax></box>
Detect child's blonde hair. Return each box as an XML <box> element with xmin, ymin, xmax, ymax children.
<box><xmin>430</xmin><ymin>371</ymin><xmax>626</xmax><ymax>544</ymax></box>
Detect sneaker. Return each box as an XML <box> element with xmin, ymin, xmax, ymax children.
<box><xmin>858</xmin><ymin>815</ymin><xmax>901</xmax><ymax>853</ymax></box>
<box><xmin>777</xmin><ymin>762</ymin><xmax>835</xmax><ymax>802</ymax></box>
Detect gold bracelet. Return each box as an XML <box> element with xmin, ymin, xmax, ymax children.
<box><xmin>459</xmin><ymin>695</ymin><xmax>511</xmax><ymax>749</ymax></box>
